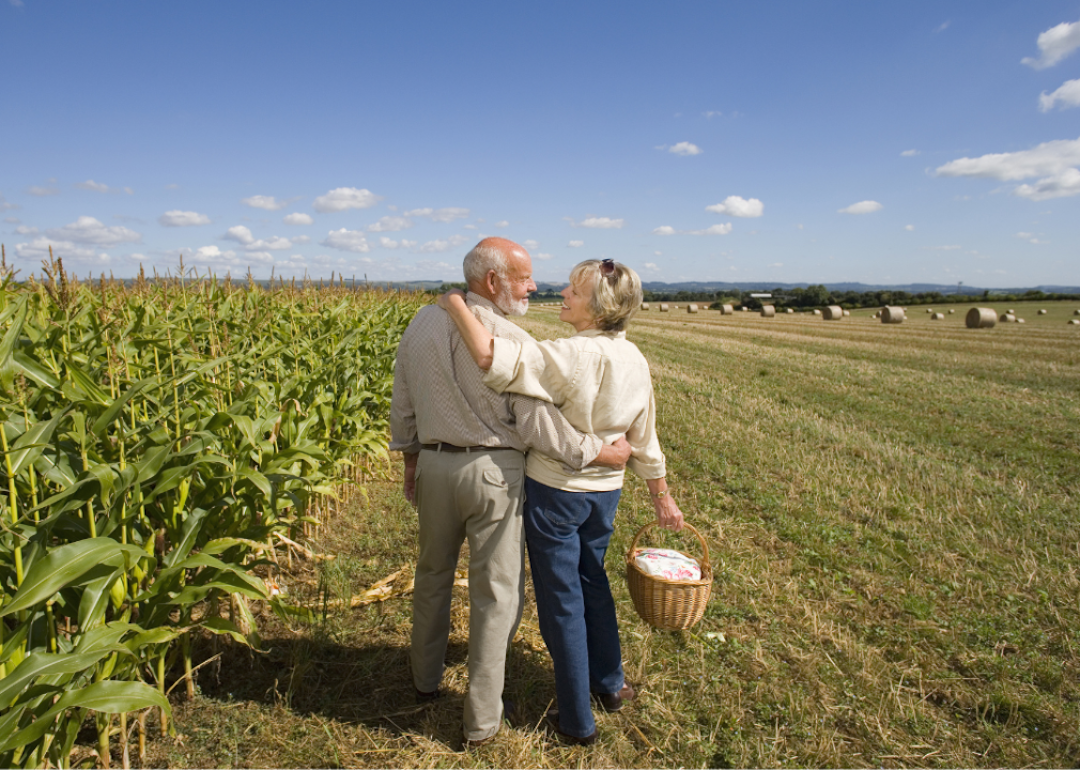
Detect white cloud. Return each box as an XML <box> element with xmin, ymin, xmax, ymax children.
<box><xmin>27</xmin><ymin>185</ymin><xmax>59</xmax><ymax>197</ymax></box>
<box><xmin>535</xmin><ymin>252</ymin><xmax>554</xmax><ymax>260</ymax></box>
<box><xmin>313</xmin><ymin>187</ymin><xmax>383</xmax><ymax>213</ymax></box>
<box><xmin>901</xmin><ymin>149</ymin><xmax>920</xmax><ymax>157</ymax></box>
<box><xmin>1039</xmin><ymin>78</ymin><xmax>1080</xmax><ymax>111</ymax></box>
<box><xmin>1016</xmin><ymin>231</ymin><xmax>1046</xmax><ymax>244</ymax></box>
<box><xmin>653</xmin><ymin>226</ymin><xmax>677</xmax><ymax>236</ymax></box>
<box><xmin>4</xmin><ymin>217</ymin><xmax>20</xmax><ymax>223</ymax></box>
<box><xmin>417</xmin><ymin>235</ymin><xmax>470</xmax><ymax>253</ymax></box>
<box><xmin>291</xmin><ymin>235</ymin><xmax>310</xmax><ymax>244</ymax></box>
<box><xmin>905</xmin><ymin>224</ymin><xmax>915</xmax><ymax>231</ymax></box>
<box><xmin>322</xmin><ymin>228</ymin><xmax>372</xmax><ymax>252</ymax></box>
<box><xmin>247</xmin><ymin>236</ymin><xmax>293</xmax><ymax>251</ymax></box>
<box><xmin>702</xmin><ymin>111</ymin><xmax>722</xmax><ymax>119</ymax></box>
<box><xmin>0</xmin><ymin>195</ymin><xmax>16</xmax><ymax>211</ymax></box>
<box><xmin>494</xmin><ymin>220</ymin><xmax>510</xmax><ymax>228</ymax></box>
<box><xmin>75</xmin><ymin>180</ymin><xmax>111</xmax><ymax>193</ymax></box>
<box><xmin>367</xmin><ymin>216</ymin><xmax>413</xmax><ymax>232</ymax></box>
<box><xmin>159</xmin><ymin>210</ymin><xmax>211</xmax><ymax>227</ymax></box>
<box><xmin>15</xmin><ymin>225</ymin><xmax>38</xmax><ymax>235</ymax></box>
<box><xmin>404</xmin><ymin>207</ymin><xmax>470</xmax><ymax>222</ymax></box>
<box><xmin>934</xmin><ymin>21</ymin><xmax>950</xmax><ymax>34</ymax></box>
<box><xmin>568</xmin><ymin>240</ymin><xmax>584</xmax><ymax>248</ymax></box>
<box><xmin>689</xmin><ymin>223</ymin><xmax>732</xmax><ymax>235</ymax></box>
<box><xmin>660</xmin><ymin>141</ymin><xmax>703</xmax><ymax>156</ymax></box>
<box><xmin>523</xmin><ymin>240</ymin><xmax>540</xmax><ymax>250</ymax></box>
<box><xmin>241</xmin><ymin>195</ymin><xmax>290</xmax><ymax>211</ymax></box>
<box><xmin>222</xmin><ymin>225</ymin><xmax>254</xmax><ymax>245</ymax></box>
<box><xmin>838</xmin><ymin>200</ymin><xmax>883</xmax><ymax>214</ymax></box>
<box><xmin>571</xmin><ymin>216</ymin><xmax>624</xmax><ymax>229</ymax></box>
<box><xmin>15</xmin><ymin>238</ymin><xmax>109</xmax><ymax>263</ymax></box>
<box><xmin>936</xmin><ymin>137</ymin><xmax>1080</xmax><ymax>200</ymax></box>
<box><xmin>643</xmin><ymin>262</ymin><xmax>659</xmax><ymax>271</ymax></box>
<box><xmin>1022</xmin><ymin>19</ymin><xmax>1080</xmax><ymax>69</ymax></box>
<box><xmin>284</xmin><ymin>212</ymin><xmax>313</xmax><ymax>225</ymax></box>
<box><xmin>1014</xmin><ymin>167</ymin><xmax>1080</xmax><ymax>200</ymax></box>
<box><xmin>379</xmin><ymin>237</ymin><xmax>403</xmax><ymax>249</ymax></box>
<box><xmin>46</xmin><ymin>216</ymin><xmax>141</xmax><ymax>246</ymax></box>
<box><xmin>706</xmin><ymin>195</ymin><xmax>764</xmax><ymax>218</ymax></box>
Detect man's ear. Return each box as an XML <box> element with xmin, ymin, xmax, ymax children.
<box><xmin>485</xmin><ymin>269</ymin><xmax>499</xmax><ymax>296</ymax></box>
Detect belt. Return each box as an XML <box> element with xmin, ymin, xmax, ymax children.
<box><xmin>420</xmin><ymin>442</ymin><xmax>516</xmax><ymax>453</ymax></box>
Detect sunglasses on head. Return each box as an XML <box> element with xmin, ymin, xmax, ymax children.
<box><xmin>600</xmin><ymin>259</ymin><xmax>616</xmax><ymax>280</ymax></box>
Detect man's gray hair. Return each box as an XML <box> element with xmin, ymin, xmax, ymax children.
<box><xmin>463</xmin><ymin>239</ymin><xmax>512</xmax><ymax>287</ymax></box>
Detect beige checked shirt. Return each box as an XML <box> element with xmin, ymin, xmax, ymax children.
<box><xmin>389</xmin><ymin>293</ymin><xmax>602</xmax><ymax>469</ymax></box>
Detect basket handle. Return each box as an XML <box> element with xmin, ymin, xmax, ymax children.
<box><xmin>627</xmin><ymin>520</ymin><xmax>711</xmax><ymax>575</ymax></box>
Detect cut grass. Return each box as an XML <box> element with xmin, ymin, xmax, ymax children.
<box><xmin>132</xmin><ymin>301</ymin><xmax>1078</xmax><ymax>768</ymax></box>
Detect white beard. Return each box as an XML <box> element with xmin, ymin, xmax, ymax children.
<box><xmin>496</xmin><ymin>284</ymin><xmax>529</xmax><ymax>317</ymax></box>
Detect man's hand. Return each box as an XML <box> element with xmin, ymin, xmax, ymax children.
<box><xmin>592</xmin><ymin>436</ymin><xmax>632</xmax><ymax>470</ymax></box>
<box><xmin>436</xmin><ymin>288</ymin><xmax>467</xmax><ymax>311</ymax></box>
<box><xmin>402</xmin><ymin>452</ymin><xmax>419</xmax><ymax>508</ymax></box>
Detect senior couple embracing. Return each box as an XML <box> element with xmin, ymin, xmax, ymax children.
<box><xmin>389</xmin><ymin>237</ymin><xmax>684</xmax><ymax>748</ymax></box>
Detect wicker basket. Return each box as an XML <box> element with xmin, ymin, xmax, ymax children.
<box><xmin>625</xmin><ymin>521</ymin><xmax>712</xmax><ymax>630</ymax></box>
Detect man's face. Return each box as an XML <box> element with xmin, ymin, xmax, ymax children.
<box><xmin>493</xmin><ymin>250</ymin><xmax>537</xmax><ymax>317</ymax></box>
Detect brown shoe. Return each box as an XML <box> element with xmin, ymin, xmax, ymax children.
<box><xmin>415</xmin><ymin>688</ymin><xmax>440</xmax><ymax>705</ymax></box>
<box><xmin>545</xmin><ymin>709</ymin><xmax>598</xmax><ymax>746</ymax></box>
<box><xmin>593</xmin><ymin>683</ymin><xmax>636</xmax><ymax>713</ymax></box>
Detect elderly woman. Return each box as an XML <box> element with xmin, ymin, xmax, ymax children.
<box><xmin>438</xmin><ymin>259</ymin><xmax>684</xmax><ymax>745</ymax></box>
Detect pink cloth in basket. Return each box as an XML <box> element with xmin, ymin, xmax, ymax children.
<box><xmin>633</xmin><ymin>547</ymin><xmax>701</xmax><ymax>581</ymax></box>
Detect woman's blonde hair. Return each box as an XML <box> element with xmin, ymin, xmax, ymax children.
<box><xmin>568</xmin><ymin>259</ymin><xmax>643</xmax><ymax>332</ymax></box>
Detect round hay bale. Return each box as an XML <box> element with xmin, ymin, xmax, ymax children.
<box><xmin>1007</xmin><ymin>308</ymin><xmax>1014</xmax><ymax>314</ymax></box>
<box><xmin>842</xmin><ymin>310</ymin><xmax>850</xmax><ymax>317</ymax></box>
<box><xmin>720</xmin><ymin>304</ymin><xmax>734</xmax><ymax>315</ymax></box>
<box><xmin>926</xmin><ymin>308</ymin><xmax>933</xmax><ymax>313</ymax></box>
<box><xmin>741</xmin><ymin>306</ymin><xmax>748</xmax><ymax>312</ymax></box>
<box><xmin>931</xmin><ymin>312</ymin><xmax>944</xmax><ymax>320</ymax></box>
<box><xmin>1000</xmin><ymin>312</ymin><xmax>1016</xmax><ymax>323</ymax></box>
<box><xmin>1074</xmin><ymin>309</ymin><xmax>1080</xmax><ymax>316</ymax></box>
<box><xmin>659</xmin><ymin>303</ymin><xmax>670</xmax><ymax>312</ymax></box>
<box><xmin>965</xmin><ymin>308</ymin><xmax>996</xmax><ymax>328</ymax></box>
<box><xmin>823</xmin><ymin>305</ymin><xmax>844</xmax><ymax>320</ymax></box>
<box><xmin>948</xmin><ymin>309</ymin><xmax>955</xmax><ymax>314</ymax></box>
<box><xmin>786</xmin><ymin>308</ymin><xmax>794</xmax><ymax>314</ymax></box>
<box><xmin>641</xmin><ymin>302</ymin><xmax>650</xmax><ymax>311</ymax></box>
<box><xmin>812</xmin><ymin>309</ymin><xmax>822</xmax><ymax>316</ymax></box>
<box><xmin>1070</xmin><ymin>319</ymin><xmax>1080</xmax><ymax>325</ymax></box>
<box><xmin>881</xmin><ymin>306</ymin><xmax>906</xmax><ymax>324</ymax></box>
<box><xmin>687</xmin><ymin>303</ymin><xmax>699</xmax><ymax>314</ymax></box>
<box><xmin>1038</xmin><ymin>309</ymin><xmax>1047</xmax><ymax>315</ymax></box>
<box><xmin>1017</xmin><ymin>318</ymin><xmax>1025</xmax><ymax>324</ymax></box>
<box><xmin>760</xmin><ymin>305</ymin><xmax>776</xmax><ymax>318</ymax></box>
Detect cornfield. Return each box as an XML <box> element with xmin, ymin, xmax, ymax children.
<box><xmin>0</xmin><ymin>252</ymin><xmax>425</xmax><ymax>768</ymax></box>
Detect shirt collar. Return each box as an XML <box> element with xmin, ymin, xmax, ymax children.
<box><xmin>466</xmin><ymin>291</ymin><xmax>505</xmax><ymax>317</ymax></box>
<box><xmin>575</xmin><ymin>327</ymin><xmax>626</xmax><ymax>339</ymax></box>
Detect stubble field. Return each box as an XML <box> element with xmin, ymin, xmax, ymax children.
<box><xmin>161</xmin><ymin>299</ymin><xmax>1080</xmax><ymax>768</ymax></box>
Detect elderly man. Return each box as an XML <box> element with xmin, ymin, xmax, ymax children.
<box><xmin>389</xmin><ymin>237</ymin><xmax>630</xmax><ymax>747</ymax></box>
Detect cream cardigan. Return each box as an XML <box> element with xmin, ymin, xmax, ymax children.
<box><xmin>485</xmin><ymin>328</ymin><xmax>667</xmax><ymax>492</ymax></box>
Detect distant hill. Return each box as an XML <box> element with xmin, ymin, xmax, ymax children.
<box><xmin>390</xmin><ymin>280</ymin><xmax>1080</xmax><ymax>295</ymax></box>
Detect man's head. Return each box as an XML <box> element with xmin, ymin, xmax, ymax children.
<box><xmin>462</xmin><ymin>237</ymin><xmax>537</xmax><ymax>316</ymax></box>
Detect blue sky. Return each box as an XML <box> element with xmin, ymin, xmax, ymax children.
<box><xmin>2</xmin><ymin>1</ymin><xmax>1079</xmax><ymax>288</ymax></box>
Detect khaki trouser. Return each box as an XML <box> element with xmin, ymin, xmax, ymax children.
<box><xmin>411</xmin><ymin>447</ymin><xmax>526</xmax><ymax>742</ymax></box>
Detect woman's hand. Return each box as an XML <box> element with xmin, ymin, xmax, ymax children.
<box><xmin>436</xmin><ymin>288</ymin><xmax>467</xmax><ymax>310</ymax></box>
<box><xmin>653</xmin><ymin>494</ymin><xmax>684</xmax><ymax>531</ymax></box>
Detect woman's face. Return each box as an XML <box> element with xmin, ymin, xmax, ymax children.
<box><xmin>559</xmin><ymin>275</ymin><xmax>597</xmax><ymax>331</ymax></box>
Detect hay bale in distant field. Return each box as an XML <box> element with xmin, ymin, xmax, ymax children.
<box><xmin>720</xmin><ymin>304</ymin><xmax>734</xmax><ymax>315</ymax></box>
<box><xmin>687</xmin><ymin>304</ymin><xmax>699</xmax><ymax>313</ymax></box>
<box><xmin>931</xmin><ymin>312</ymin><xmax>944</xmax><ymax>320</ymax></box>
<box><xmin>741</xmin><ymin>306</ymin><xmax>748</xmax><ymax>312</ymax></box>
<box><xmin>812</xmin><ymin>309</ymin><xmax>822</xmax><ymax>316</ymax></box>
<box><xmin>881</xmin><ymin>306</ymin><xmax>906</xmax><ymax>324</ymax></box>
<box><xmin>1017</xmin><ymin>318</ymin><xmax>1026</xmax><ymax>324</ymax></box>
<box><xmin>1007</xmin><ymin>308</ymin><xmax>1014</xmax><ymax>314</ymax></box>
<box><xmin>843</xmin><ymin>310</ymin><xmax>850</xmax><ymax>317</ymax></box>
<box><xmin>926</xmin><ymin>308</ymin><xmax>933</xmax><ymax>313</ymax></box>
<box><xmin>761</xmin><ymin>305</ymin><xmax>776</xmax><ymax>318</ymax></box>
<box><xmin>1038</xmin><ymin>309</ymin><xmax>1047</xmax><ymax>315</ymax></box>
<box><xmin>786</xmin><ymin>308</ymin><xmax>794</xmax><ymax>314</ymax></box>
<box><xmin>1074</xmin><ymin>309</ymin><xmax>1080</xmax><ymax>316</ymax></box>
<box><xmin>659</xmin><ymin>303</ymin><xmax>670</xmax><ymax>312</ymax></box>
<box><xmin>1070</xmin><ymin>319</ymin><xmax>1080</xmax><ymax>325</ymax></box>
<box><xmin>823</xmin><ymin>305</ymin><xmax>844</xmax><ymax>320</ymax></box>
<box><xmin>966</xmin><ymin>308</ymin><xmax>996</xmax><ymax>328</ymax></box>
<box><xmin>1000</xmin><ymin>312</ymin><xmax>1016</xmax><ymax>323</ymax></box>
<box><xmin>641</xmin><ymin>302</ymin><xmax>650</xmax><ymax>311</ymax></box>
<box><xmin>948</xmin><ymin>309</ymin><xmax>955</xmax><ymax>314</ymax></box>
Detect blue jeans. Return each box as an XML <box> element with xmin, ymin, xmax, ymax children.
<box><xmin>524</xmin><ymin>477</ymin><xmax>625</xmax><ymax>739</ymax></box>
